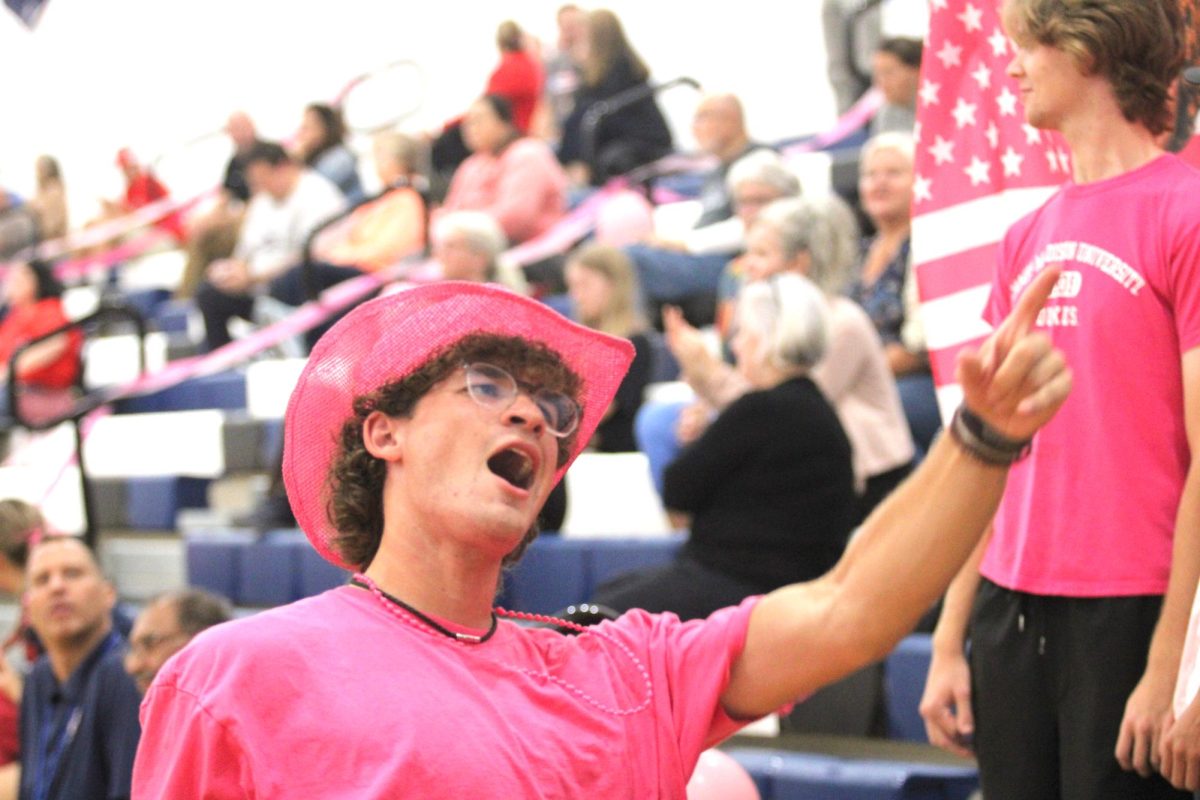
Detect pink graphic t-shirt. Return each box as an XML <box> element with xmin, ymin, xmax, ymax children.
<box><xmin>132</xmin><ymin>586</ymin><xmax>760</xmax><ymax>799</ymax></box>
<box><xmin>983</xmin><ymin>154</ymin><xmax>1200</xmax><ymax>597</ymax></box>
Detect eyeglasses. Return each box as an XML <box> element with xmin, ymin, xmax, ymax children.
<box><xmin>128</xmin><ymin>631</ymin><xmax>187</xmax><ymax>658</ymax></box>
<box><xmin>462</xmin><ymin>362</ymin><xmax>580</xmax><ymax>438</ymax></box>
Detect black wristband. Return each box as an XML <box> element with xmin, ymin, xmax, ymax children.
<box><xmin>948</xmin><ymin>405</ymin><xmax>1032</xmax><ymax>466</ymax></box>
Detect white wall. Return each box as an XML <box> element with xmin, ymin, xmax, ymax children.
<box><xmin>0</xmin><ymin>0</ymin><xmax>926</xmax><ymax>228</ymax></box>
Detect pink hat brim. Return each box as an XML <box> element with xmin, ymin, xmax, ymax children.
<box><xmin>282</xmin><ymin>281</ymin><xmax>634</xmax><ymax>569</ymax></box>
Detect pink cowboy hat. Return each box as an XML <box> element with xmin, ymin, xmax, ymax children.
<box><xmin>282</xmin><ymin>281</ymin><xmax>634</xmax><ymax>568</ymax></box>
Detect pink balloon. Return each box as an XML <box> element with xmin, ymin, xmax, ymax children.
<box><xmin>687</xmin><ymin>749</ymin><xmax>761</xmax><ymax>800</ymax></box>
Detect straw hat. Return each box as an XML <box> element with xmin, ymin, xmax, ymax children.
<box><xmin>282</xmin><ymin>281</ymin><xmax>634</xmax><ymax>568</ymax></box>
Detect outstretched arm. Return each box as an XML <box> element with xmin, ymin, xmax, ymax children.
<box><xmin>721</xmin><ymin>267</ymin><xmax>1071</xmax><ymax>718</ymax></box>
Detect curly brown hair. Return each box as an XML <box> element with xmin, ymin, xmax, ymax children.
<box><xmin>1003</xmin><ymin>0</ymin><xmax>1185</xmax><ymax>136</ymax></box>
<box><xmin>325</xmin><ymin>333</ymin><xmax>583</xmax><ymax>571</ymax></box>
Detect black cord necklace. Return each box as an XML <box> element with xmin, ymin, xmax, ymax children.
<box><xmin>349</xmin><ymin>578</ymin><xmax>498</xmax><ymax>644</ymax></box>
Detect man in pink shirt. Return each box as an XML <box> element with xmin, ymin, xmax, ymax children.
<box><xmin>920</xmin><ymin>2</ymin><xmax>1200</xmax><ymax>798</ymax></box>
<box><xmin>131</xmin><ymin>275</ymin><xmax>1068</xmax><ymax>798</ymax></box>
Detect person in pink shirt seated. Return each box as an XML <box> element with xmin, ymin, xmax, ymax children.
<box><xmin>131</xmin><ymin>272</ymin><xmax>1069</xmax><ymax>798</ymax></box>
<box><xmin>436</xmin><ymin>94</ymin><xmax>566</xmax><ymax>245</ymax></box>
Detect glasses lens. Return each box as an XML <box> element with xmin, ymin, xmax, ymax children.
<box><xmin>465</xmin><ymin>363</ymin><xmax>579</xmax><ymax>438</ymax></box>
<box><xmin>466</xmin><ymin>363</ymin><xmax>516</xmax><ymax>407</ymax></box>
<box><xmin>535</xmin><ymin>390</ymin><xmax>580</xmax><ymax>438</ymax></box>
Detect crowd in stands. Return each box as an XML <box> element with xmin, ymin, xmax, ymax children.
<box><xmin>0</xmin><ymin>0</ymin><xmax>944</xmax><ymax>740</ymax></box>
<box><xmin>1</xmin><ymin>1</ymin><xmax>1198</xmax><ymax>797</ymax></box>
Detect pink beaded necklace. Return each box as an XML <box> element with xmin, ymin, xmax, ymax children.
<box><xmin>352</xmin><ymin>572</ymin><xmax>654</xmax><ymax>716</ymax></box>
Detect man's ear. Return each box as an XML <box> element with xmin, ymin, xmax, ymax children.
<box><xmin>362</xmin><ymin>411</ymin><xmax>407</xmax><ymax>461</ymax></box>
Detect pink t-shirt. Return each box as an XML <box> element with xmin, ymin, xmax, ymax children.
<box><xmin>437</xmin><ymin>138</ymin><xmax>567</xmax><ymax>244</ymax></box>
<box><xmin>982</xmin><ymin>154</ymin><xmax>1200</xmax><ymax>597</ymax></box>
<box><xmin>132</xmin><ymin>587</ymin><xmax>759</xmax><ymax>799</ymax></box>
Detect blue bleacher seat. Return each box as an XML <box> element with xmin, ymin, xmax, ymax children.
<box><xmin>115</xmin><ymin>371</ymin><xmax>247</xmax><ymax>414</ymax></box>
<box><xmin>186</xmin><ymin>530</ymin><xmax>257</xmax><ymax>602</ymax></box>
<box><xmin>885</xmin><ymin>634</ymin><xmax>934</xmax><ymax>743</ymax></box>
<box><xmin>124</xmin><ymin>476</ymin><xmax>210</xmax><ymax>529</ymax></box>
<box><xmin>588</xmin><ymin>537</ymin><xmax>683</xmax><ymax>588</ymax></box>
<box><xmin>725</xmin><ymin>748</ymin><xmax>978</xmax><ymax>800</ymax></box>
<box><xmin>151</xmin><ymin>298</ymin><xmax>192</xmax><ymax>333</ymax></box>
<box><xmin>500</xmin><ymin>538</ymin><xmax>591</xmax><ymax>615</ymax></box>
<box><xmin>121</xmin><ymin>288</ymin><xmax>172</xmax><ymax>321</ymax></box>
<box><xmin>236</xmin><ymin>529</ymin><xmax>305</xmax><ymax>607</ymax></box>
<box><xmin>299</xmin><ymin>546</ymin><xmax>351</xmax><ymax>597</ymax></box>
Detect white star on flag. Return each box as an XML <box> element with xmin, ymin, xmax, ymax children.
<box><xmin>964</xmin><ymin>156</ymin><xmax>991</xmax><ymax>185</ymax></box>
<box><xmin>996</xmin><ymin>86</ymin><xmax>1018</xmax><ymax>116</ymax></box>
<box><xmin>957</xmin><ymin>3</ymin><xmax>983</xmax><ymax>31</ymax></box>
<box><xmin>971</xmin><ymin>63</ymin><xmax>992</xmax><ymax>90</ymax></box>
<box><xmin>914</xmin><ymin>174</ymin><xmax>934</xmax><ymax>204</ymax></box>
<box><xmin>920</xmin><ymin>79</ymin><xmax>941</xmax><ymax>106</ymax></box>
<box><xmin>928</xmin><ymin>135</ymin><xmax>956</xmax><ymax>165</ymax></box>
<box><xmin>937</xmin><ymin>40</ymin><xmax>964</xmax><ymax>69</ymax></box>
<box><xmin>952</xmin><ymin>98</ymin><xmax>978</xmax><ymax>128</ymax></box>
<box><xmin>911</xmin><ymin>0</ymin><xmax>1069</xmax><ymax>419</ymax></box>
<box><xmin>1001</xmin><ymin>146</ymin><xmax>1024</xmax><ymax>176</ymax></box>
<box><xmin>988</xmin><ymin>28</ymin><xmax>1010</xmax><ymax>57</ymax></box>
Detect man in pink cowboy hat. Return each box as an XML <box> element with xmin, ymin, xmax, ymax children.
<box><xmin>131</xmin><ymin>273</ymin><xmax>1070</xmax><ymax>798</ymax></box>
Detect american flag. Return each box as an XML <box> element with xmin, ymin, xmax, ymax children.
<box><xmin>910</xmin><ymin>0</ymin><xmax>1067</xmax><ymax>415</ymax></box>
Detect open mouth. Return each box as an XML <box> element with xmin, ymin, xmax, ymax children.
<box><xmin>487</xmin><ymin>447</ymin><xmax>536</xmax><ymax>491</ymax></box>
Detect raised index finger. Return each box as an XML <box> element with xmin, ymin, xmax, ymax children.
<box><xmin>1001</xmin><ymin>265</ymin><xmax>1062</xmax><ymax>340</ymax></box>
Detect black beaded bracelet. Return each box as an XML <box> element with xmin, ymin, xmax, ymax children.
<box><xmin>948</xmin><ymin>405</ymin><xmax>1033</xmax><ymax>466</ymax></box>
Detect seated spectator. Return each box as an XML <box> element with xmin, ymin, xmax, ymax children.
<box><xmin>564</xmin><ymin>244</ymin><xmax>653</xmax><ymax>452</ymax></box>
<box><xmin>0</xmin><ymin>260</ymin><xmax>82</xmax><ymax>417</ymax></box>
<box><xmin>293</xmin><ymin>103</ymin><xmax>365</xmax><ymax>204</ymax></box>
<box><xmin>640</xmin><ymin>195</ymin><xmax>915</xmax><ymax>522</ymax></box>
<box><xmin>639</xmin><ymin>148</ymin><xmax>802</xmax><ymax>328</ymax></box>
<box><xmin>431</xmin><ymin>20</ymin><xmax>546</xmax><ymax>181</ymax></box>
<box><xmin>125</xmin><ymin>589</ymin><xmax>232</xmax><ymax>696</ymax></box>
<box><xmin>194</xmin><ymin>141</ymin><xmax>346</xmax><ymax>352</ymax></box>
<box><xmin>103</xmin><ymin>147</ymin><xmax>186</xmax><ymax>243</ymax></box>
<box><xmin>437</xmin><ymin>95</ymin><xmax>566</xmax><ymax>245</ymax></box>
<box><xmin>177</xmin><ymin>111</ymin><xmax>263</xmax><ymax>300</ymax></box>
<box><xmin>485</xmin><ymin>21</ymin><xmax>543</xmax><ymax>135</ymax></box>
<box><xmin>847</xmin><ymin>132</ymin><xmax>939</xmax><ymax>453</ymax></box>
<box><xmin>534</xmin><ymin>4</ymin><xmax>587</xmax><ymax>144</ymax></box>
<box><xmin>28</xmin><ymin>155</ymin><xmax>67</xmax><ymax>242</ymax></box>
<box><xmin>309</xmin><ymin>130</ymin><xmax>428</xmax><ymax>273</ymax></box>
<box><xmin>623</xmin><ymin>94</ymin><xmax>765</xmax><ymax>324</ymax></box>
<box><xmin>557</xmin><ymin>9</ymin><xmax>673</xmax><ymax>186</ymax></box>
<box><xmin>870</xmin><ymin>37</ymin><xmax>922</xmax><ymax>135</ymax></box>
<box><xmin>430</xmin><ymin>211</ymin><xmax>527</xmax><ymax>293</ymax></box>
<box><xmin>20</xmin><ymin>536</ymin><xmax>141</xmax><ymax>800</ymax></box>
<box><xmin>592</xmin><ymin>273</ymin><xmax>856</xmax><ymax>620</ymax></box>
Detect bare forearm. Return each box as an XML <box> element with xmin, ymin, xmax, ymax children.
<box><xmin>931</xmin><ymin>528</ymin><xmax>990</xmax><ymax>655</ymax></box>
<box><xmin>825</xmin><ymin>434</ymin><xmax>1005</xmax><ymax>659</ymax></box>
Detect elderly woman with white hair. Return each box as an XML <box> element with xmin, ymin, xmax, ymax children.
<box><xmin>628</xmin><ymin>148</ymin><xmax>802</xmax><ymax>324</ymax></box>
<box><xmin>592</xmin><ymin>272</ymin><xmax>856</xmax><ymax>620</ymax></box>
<box><xmin>430</xmin><ymin>210</ymin><xmax>527</xmax><ymax>293</ymax></box>
<box><xmin>641</xmin><ymin>194</ymin><xmax>916</xmax><ymax>522</ymax></box>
